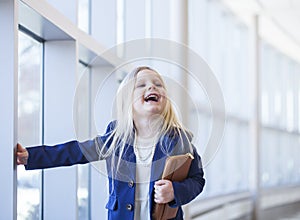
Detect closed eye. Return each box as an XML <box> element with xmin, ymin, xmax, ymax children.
<box><xmin>136</xmin><ymin>83</ymin><xmax>145</xmax><ymax>88</ymax></box>
<box><xmin>153</xmin><ymin>80</ymin><xmax>163</xmax><ymax>87</ymax></box>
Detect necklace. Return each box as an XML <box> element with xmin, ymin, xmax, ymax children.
<box><xmin>134</xmin><ymin>135</ymin><xmax>156</xmax><ymax>163</ymax></box>
<box><xmin>134</xmin><ymin>144</ymin><xmax>156</xmax><ymax>163</ymax></box>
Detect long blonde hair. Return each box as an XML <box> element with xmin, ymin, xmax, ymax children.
<box><xmin>97</xmin><ymin>66</ymin><xmax>193</xmax><ymax>181</ymax></box>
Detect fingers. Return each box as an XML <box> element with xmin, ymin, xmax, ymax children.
<box><xmin>154</xmin><ymin>179</ymin><xmax>166</xmax><ymax>186</ymax></box>
<box><xmin>16</xmin><ymin>143</ymin><xmax>28</xmax><ymax>165</ymax></box>
<box><xmin>17</xmin><ymin>143</ymin><xmax>26</xmax><ymax>152</ymax></box>
<box><xmin>154</xmin><ymin>179</ymin><xmax>174</xmax><ymax>204</ymax></box>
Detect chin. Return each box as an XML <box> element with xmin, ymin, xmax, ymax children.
<box><xmin>148</xmin><ymin>108</ymin><xmax>164</xmax><ymax>115</ymax></box>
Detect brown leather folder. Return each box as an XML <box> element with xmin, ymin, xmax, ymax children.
<box><xmin>152</xmin><ymin>153</ymin><xmax>194</xmax><ymax>220</ymax></box>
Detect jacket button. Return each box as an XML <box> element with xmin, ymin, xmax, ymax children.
<box><xmin>128</xmin><ymin>180</ymin><xmax>134</xmax><ymax>188</ymax></box>
<box><xmin>126</xmin><ymin>203</ymin><xmax>133</xmax><ymax>211</ymax></box>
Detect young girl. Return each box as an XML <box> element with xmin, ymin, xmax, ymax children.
<box><xmin>17</xmin><ymin>66</ymin><xmax>205</xmax><ymax>220</ymax></box>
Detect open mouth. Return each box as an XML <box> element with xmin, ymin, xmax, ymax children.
<box><xmin>144</xmin><ymin>93</ymin><xmax>160</xmax><ymax>102</ymax></box>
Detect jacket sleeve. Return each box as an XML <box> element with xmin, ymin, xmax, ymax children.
<box><xmin>25</xmin><ymin>121</ymin><xmax>116</xmax><ymax>170</ymax></box>
<box><xmin>169</xmin><ymin>146</ymin><xmax>205</xmax><ymax>207</ymax></box>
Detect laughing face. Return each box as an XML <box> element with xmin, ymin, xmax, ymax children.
<box><xmin>132</xmin><ymin>69</ymin><xmax>167</xmax><ymax>119</ymax></box>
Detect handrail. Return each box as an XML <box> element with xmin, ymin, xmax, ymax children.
<box><xmin>189</xmin><ymin>185</ymin><xmax>300</xmax><ymax>218</ymax></box>
<box><xmin>189</xmin><ymin>191</ymin><xmax>252</xmax><ymax>217</ymax></box>
<box><xmin>261</xmin><ymin>185</ymin><xmax>300</xmax><ymax>210</ymax></box>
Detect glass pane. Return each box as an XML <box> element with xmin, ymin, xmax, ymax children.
<box><xmin>188</xmin><ymin>0</ymin><xmax>251</xmax><ymax>198</ymax></box>
<box><xmin>78</xmin><ymin>0</ymin><xmax>90</xmax><ymax>33</ymax></box>
<box><xmin>78</xmin><ymin>165</ymin><xmax>90</xmax><ymax>220</ymax></box>
<box><xmin>260</xmin><ymin>40</ymin><xmax>300</xmax><ymax>188</ymax></box>
<box><xmin>76</xmin><ymin>62</ymin><xmax>90</xmax><ymax>220</ymax></box>
<box><xmin>17</xmin><ymin>31</ymin><xmax>43</xmax><ymax>220</ymax></box>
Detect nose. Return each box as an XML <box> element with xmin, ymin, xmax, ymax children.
<box><xmin>148</xmin><ymin>83</ymin><xmax>156</xmax><ymax>90</ymax></box>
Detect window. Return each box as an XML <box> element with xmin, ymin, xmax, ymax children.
<box><xmin>77</xmin><ymin>62</ymin><xmax>91</xmax><ymax>220</ymax></box>
<box><xmin>78</xmin><ymin>0</ymin><xmax>90</xmax><ymax>33</ymax></box>
<box><xmin>17</xmin><ymin>30</ymin><xmax>43</xmax><ymax>220</ymax></box>
<box><xmin>260</xmin><ymin>41</ymin><xmax>300</xmax><ymax>188</ymax></box>
<box><xmin>188</xmin><ymin>0</ymin><xmax>251</xmax><ymax>197</ymax></box>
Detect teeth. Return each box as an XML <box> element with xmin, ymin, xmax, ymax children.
<box><xmin>145</xmin><ymin>94</ymin><xmax>159</xmax><ymax>102</ymax></box>
<box><xmin>148</xmin><ymin>95</ymin><xmax>157</xmax><ymax>99</ymax></box>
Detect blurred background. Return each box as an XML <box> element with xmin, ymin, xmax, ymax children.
<box><xmin>1</xmin><ymin>0</ymin><xmax>300</xmax><ymax>219</ymax></box>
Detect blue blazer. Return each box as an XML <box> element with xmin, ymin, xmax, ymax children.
<box><xmin>25</xmin><ymin>121</ymin><xmax>205</xmax><ymax>220</ymax></box>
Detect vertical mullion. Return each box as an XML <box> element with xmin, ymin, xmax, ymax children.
<box><xmin>14</xmin><ymin>1</ymin><xmax>19</xmax><ymax>218</ymax></box>
<box><xmin>250</xmin><ymin>15</ymin><xmax>261</xmax><ymax>220</ymax></box>
<box><xmin>0</xmin><ymin>0</ymin><xmax>18</xmax><ymax>219</ymax></box>
<box><xmin>41</xmin><ymin>41</ymin><xmax>46</xmax><ymax>220</ymax></box>
<box><xmin>88</xmin><ymin>69</ymin><xmax>92</xmax><ymax>220</ymax></box>
<box><xmin>43</xmin><ymin>40</ymin><xmax>77</xmax><ymax>220</ymax></box>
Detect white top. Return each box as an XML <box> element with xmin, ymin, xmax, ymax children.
<box><xmin>133</xmin><ymin>136</ymin><xmax>157</xmax><ymax>220</ymax></box>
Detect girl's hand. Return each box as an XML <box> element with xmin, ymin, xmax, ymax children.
<box><xmin>154</xmin><ymin>179</ymin><xmax>175</xmax><ymax>204</ymax></box>
<box><xmin>16</xmin><ymin>143</ymin><xmax>28</xmax><ymax>165</ymax></box>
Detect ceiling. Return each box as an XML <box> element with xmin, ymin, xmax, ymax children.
<box><xmin>258</xmin><ymin>0</ymin><xmax>300</xmax><ymax>46</ymax></box>
<box><xmin>222</xmin><ymin>0</ymin><xmax>300</xmax><ymax>62</ymax></box>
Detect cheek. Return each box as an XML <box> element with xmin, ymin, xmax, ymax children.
<box><xmin>161</xmin><ymin>97</ymin><xmax>167</xmax><ymax>108</ymax></box>
<box><xmin>161</xmin><ymin>92</ymin><xmax>168</xmax><ymax>107</ymax></box>
<box><xmin>133</xmin><ymin>91</ymin><xmax>143</xmax><ymax>103</ymax></box>
<box><xmin>132</xmin><ymin>98</ymin><xmax>141</xmax><ymax>114</ymax></box>
<box><xmin>160</xmin><ymin>90</ymin><xmax>167</xmax><ymax>100</ymax></box>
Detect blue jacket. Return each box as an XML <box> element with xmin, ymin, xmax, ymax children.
<box><xmin>25</xmin><ymin>121</ymin><xmax>205</xmax><ymax>220</ymax></box>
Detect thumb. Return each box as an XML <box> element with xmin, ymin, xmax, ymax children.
<box><xmin>155</xmin><ymin>179</ymin><xmax>168</xmax><ymax>186</ymax></box>
<box><xmin>17</xmin><ymin>143</ymin><xmax>26</xmax><ymax>152</ymax></box>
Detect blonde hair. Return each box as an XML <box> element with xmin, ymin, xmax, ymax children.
<box><xmin>97</xmin><ymin>66</ymin><xmax>193</xmax><ymax>181</ymax></box>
